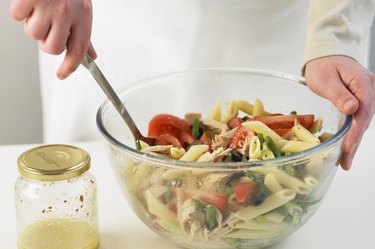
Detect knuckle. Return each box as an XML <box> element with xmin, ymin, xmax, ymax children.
<box><xmin>24</xmin><ymin>24</ymin><xmax>41</xmax><ymax>40</ymax></box>
<box><xmin>40</xmin><ymin>42</ymin><xmax>64</xmax><ymax>55</ymax></box>
<box><xmin>333</xmin><ymin>91</ymin><xmax>352</xmax><ymax>107</ymax></box>
<box><xmin>80</xmin><ymin>0</ymin><xmax>92</xmax><ymax>14</ymax></box>
<box><xmin>55</xmin><ymin>2</ymin><xmax>71</xmax><ymax>16</ymax></box>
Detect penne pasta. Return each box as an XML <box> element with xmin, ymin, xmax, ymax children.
<box><xmin>249</xmin><ymin>136</ymin><xmax>262</xmax><ymax>160</ymax></box>
<box><xmin>264</xmin><ymin>173</ymin><xmax>283</xmax><ymax>193</ymax></box>
<box><xmin>230</xmin><ymin>219</ymin><xmax>288</xmax><ymax>232</ymax></box>
<box><xmin>223</xmin><ymin>227</ymin><xmax>285</xmax><ymax>240</ymax></box>
<box><xmin>179</xmin><ymin>144</ymin><xmax>209</xmax><ymax>161</ymax></box>
<box><xmin>242</xmin><ymin>121</ymin><xmax>287</xmax><ymax>148</ymax></box>
<box><xmin>170</xmin><ymin>147</ymin><xmax>186</xmax><ymax>159</ymax></box>
<box><xmin>221</xmin><ymin>101</ymin><xmax>238</xmax><ymax>123</ymax></box>
<box><xmin>235</xmin><ymin>100</ymin><xmax>254</xmax><ymax>116</ymax></box>
<box><xmin>292</xmin><ymin>124</ymin><xmax>320</xmax><ymax>144</ymax></box>
<box><xmin>145</xmin><ymin>190</ymin><xmax>178</xmax><ymax>226</ymax></box>
<box><xmin>263</xmin><ymin>211</ymin><xmax>286</xmax><ymax>223</ymax></box>
<box><xmin>208</xmin><ymin>100</ymin><xmax>222</xmax><ymax>121</ymax></box>
<box><xmin>249</xmin><ymin>167</ymin><xmax>316</xmax><ymax>194</ymax></box>
<box><xmin>235</xmin><ymin>189</ymin><xmax>297</xmax><ymax>220</ymax></box>
<box><xmin>280</xmin><ymin>140</ymin><xmax>316</xmax><ymax>153</ymax></box>
<box><xmin>253</xmin><ymin>98</ymin><xmax>265</xmax><ymax>116</ymax></box>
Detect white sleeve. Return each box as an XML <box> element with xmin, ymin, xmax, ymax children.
<box><xmin>303</xmin><ymin>0</ymin><xmax>375</xmax><ymax>69</ymax></box>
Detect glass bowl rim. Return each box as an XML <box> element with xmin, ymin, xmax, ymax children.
<box><xmin>96</xmin><ymin>67</ymin><xmax>352</xmax><ymax>171</ymax></box>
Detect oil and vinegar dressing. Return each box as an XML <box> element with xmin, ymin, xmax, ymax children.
<box><xmin>18</xmin><ymin>218</ymin><xmax>99</xmax><ymax>249</ymax></box>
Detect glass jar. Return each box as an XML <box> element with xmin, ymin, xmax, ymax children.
<box><xmin>14</xmin><ymin>144</ymin><xmax>100</xmax><ymax>249</ymax></box>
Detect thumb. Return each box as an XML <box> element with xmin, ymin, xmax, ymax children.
<box><xmin>306</xmin><ymin>73</ymin><xmax>359</xmax><ymax>115</ymax></box>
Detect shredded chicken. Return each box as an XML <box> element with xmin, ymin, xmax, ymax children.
<box><xmin>196</xmin><ymin>147</ymin><xmax>232</xmax><ymax>163</ymax></box>
<box><xmin>148</xmin><ymin>184</ymin><xmax>169</xmax><ymax>200</ymax></box>
<box><xmin>211</xmin><ymin>128</ymin><xmax>236</xmax><ymax>150</ymax></box>
<box><xmin>178</xmin><ymin>199</ymin><xmax>205</xmax><ymax>238</ymax></box>
<box><xmin>201</xmin><ymin>172</ymin><xmax>233</xmax><ymax>193</ymax></box>
<box><xmin>200</xmin><ymin>119</ymin><xmax>229</xmax><ymax>135</ymax></box>
<box><xmin>184</xmin><ymin>112</ymin><xmax>202</xmax><ymax>125</ymax></box>
<box><xmin>141</xmin><ymin>145</ymin><xmax>173</xmax><ymax>155</ymax></box>
<box><xmin>205</xmin><ymin>208</ymin><xmax>232</xmax><ymax>240</ymax></box>
<box><xmin>211</xmin><ymin>147</ymin><xmax>232</xmax><ymax>162</ymax></box>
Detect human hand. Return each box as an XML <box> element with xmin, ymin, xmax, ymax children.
<box><xmin>9</xmin><ymin>0</ymin><xmax>97</xmax><ymax>79</ymax></box>
<box><xmin>304</xmin><ymin>56</ymin><xmax>375</xmax><ymax>170</ymax></box>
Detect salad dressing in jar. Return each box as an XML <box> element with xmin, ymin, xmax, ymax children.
<box><xmin>15</xmin><ymin>144</ymin><xmax>99</xmax><ymax>249</ymax></box>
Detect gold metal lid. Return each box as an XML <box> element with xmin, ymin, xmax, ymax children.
<box><xmin>17</xmin><ymin>144</ymin><xmax>91</xmax><ymax>181</ymax></box>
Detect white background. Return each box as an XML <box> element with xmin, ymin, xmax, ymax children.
<box><xmin>1</xmin><ymin>1</ymin><xmax>374</xmax><ymax>145</ymax></box>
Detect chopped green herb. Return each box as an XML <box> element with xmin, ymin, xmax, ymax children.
<box><xmin>290</xmin><ymin>111</ymin><xmax>297</xmax><ymax>115</ymax></box>
<box><xmin>241</xmin><ymin>116</ymin><xmax>249</xmax><ymax>121</ymax></box>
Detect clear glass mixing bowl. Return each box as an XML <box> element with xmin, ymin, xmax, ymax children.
<box><xmin>96</xmin><ymin>68</ymin><xmax>351</xmax><ymax>249</ymax></box>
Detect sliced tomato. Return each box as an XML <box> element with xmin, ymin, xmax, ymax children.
<box><xmin>227</xmin><ymin>117</ymin><xmax>244</xmax><ymax>129</ymax></box>
<box><xmin>273</xmin><ymin>128</ymin><xmax>292</xmax><ymax>137</ymax></box>
<box><xmin>159</xmin><ymin>125</ymin><xmax>181</xmax><ymax>138</ymax></box>
<box><xmin>148</xmin><ymin>114</ymin><xmax>191</xmax><ymax>138</ymax></box>
<box><xmin>178</xmin><ymin>189</ymin><xmax>227</xmax><ymax>212</ymax></box>
<box><xmin>253</xmin><ymin>114</ymin><xmax>314</xmax><ymax>129</ymax></box>
<box><xmin>229</xmin><ymin>126</ymin><xmax>255</xmax><ymax>149</ymax></box>
<box><xmin>155</xmin><ymin>134</ymin><xmax>183</xmax><ymax>148</ymax></box>
<box><xmin>234</xmin><ymin>182</ymin><xmax>257</xmax><ymax>203</ymax></box>
<box><xmin>180</xmin><ymin>132</ymin><xmax>196</xmax><ymax>145</ymax></box>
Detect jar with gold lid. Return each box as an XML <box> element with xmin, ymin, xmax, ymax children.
<box><xmin>14</xmin><ymin>144</ymin><xmax>99</xmax><ymax>249</ymax></box>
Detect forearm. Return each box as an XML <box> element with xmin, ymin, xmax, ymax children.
<box><xmin>303</xmin><ymin>0</ymin><xmax>375</xmax><ymax>69</ymax></box>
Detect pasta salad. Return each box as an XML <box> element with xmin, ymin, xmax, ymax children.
<box><xmin>122</xmin><ymin>99</ymin><xmax>334</xmax><ymax>248</ymax></box>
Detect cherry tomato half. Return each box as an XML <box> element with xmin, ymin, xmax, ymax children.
<box><xmin>148</xmin><ymin>114</ymin><xmax>191</xmax><ymax>138</ymax></box>
<box><xmin>253</xmin><ymin>114</ymin><xmax>314</xmax><ymax>129</ymax></box>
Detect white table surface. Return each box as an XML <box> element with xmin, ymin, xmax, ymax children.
<box><xmin>1</xmin><ymin>130</ymin><xmax>375</xmax><ymax>249</ymax></box>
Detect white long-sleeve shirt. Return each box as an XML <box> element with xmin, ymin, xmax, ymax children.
<box><xmin>39</xmin><ymin>0</ymin><xmax>375</xmax><ymax>143</ymax></box>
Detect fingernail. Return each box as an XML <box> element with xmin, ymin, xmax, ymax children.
<box><xmin>346</xmin><ymin>158</ymin><xmax>353</xmax><ymax>170</ymax></box>
<box><xmin>343</xmin><ymin>100</ymin><xmax>357</xmax><ymax>113</ymax></box>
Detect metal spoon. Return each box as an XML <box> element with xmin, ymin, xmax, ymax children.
<box><xmin>81</xmin><ymin>53</ymin><xmax>155</xmax><ymax>146</ymax></box>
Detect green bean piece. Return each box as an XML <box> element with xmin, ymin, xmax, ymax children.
<box><xmin>257</xmin><ymin>132</ymin><xmax>264</xmax><ymax>149</ymax></box>
<box><xmin>264</xmin><ymin>136</ymin><xmax>281</xmax><ymax>157</ymax></box>
<box><xmin>278</xmin><ymin>165</ymin><xmax>295</xmax><ymax>176</ymax></box>
<box><xmin>192</xmin><ymin>118</ymin><xmax>200</xmax><ymax>138</ymax></box>
<box><xmin>206</xmin><ymin>205</ymin><xmax>218</xmax><ymax>230</ymax></box>
<box><xmin>257</xmin><ymin>132</ymin><xmax>264</xmax><ymax>142</ymax></box>
<box><xmin>136</xmin><ymin>140</ymin><xmax>142</xmax><ymax>151</ymax></box>
<box><xmin>224</xmin><ymin>186</ymin><xmax>234</xmax><ymax>197</ymax></box>
<box><xmin>193</xmin><ymin>199</ymin><xmax>204</xmax><ymax>212</ymax></box>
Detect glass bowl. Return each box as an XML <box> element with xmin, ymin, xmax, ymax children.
<box><xmin>96</xmin><ymin>68</ymin><xmax>351</xmax><ymax>249</ymax></box>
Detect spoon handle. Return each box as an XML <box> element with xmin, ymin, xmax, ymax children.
<box><xmin>81</xmin><ymin>53</ymin><xmax>141</xmax><ymax>140</ymax></box>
